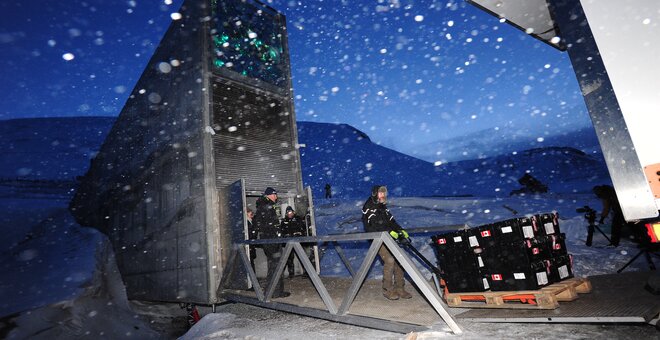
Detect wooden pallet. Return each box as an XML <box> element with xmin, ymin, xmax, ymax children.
<box><xmin>445</xmin><ymin>277</ymin><xmax>592</xmax><ymax>310</ymax></box>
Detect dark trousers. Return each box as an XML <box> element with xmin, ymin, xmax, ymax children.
<box><xmin>286</xmin><ymin>245</ymin><xmax>314</xmax><ymax>276</ymax></box>
<box><xmin>286</xmin><ymin>252</ymin><xmax>296</xmax><ymax>276</ymax></box>
<box><xmin>610</xmin><ymin>213</ymin><xmax>626</xmax><ymax>246</ymax></box>
<box><xmin>249</xmin><ymin>246</ymin><xmax>257</xmax><ymax>273</ymax></box>
<box><xmin>586</xmin><ymin>224</ymin><xmax>595</xmax><ymax>246</ymax></box>
<box><xmin>264</xmin><ymin>245</ymin><xmax>284</xmax><ymax>296</ymax></box>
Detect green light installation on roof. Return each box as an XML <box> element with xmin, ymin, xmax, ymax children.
<box><xmin>212</xmin><ymin>1</ymin><xmax>286</xmax><ymax>87</ymax></box>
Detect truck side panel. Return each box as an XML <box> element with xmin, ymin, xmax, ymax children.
<box><xmin>550</xmin><ymin>0</ymin><xmax>658</xmax><ymax>221</ymax></box>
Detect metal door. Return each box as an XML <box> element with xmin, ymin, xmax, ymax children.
<box><xmin>294</xmin><ymin>186</ymin><xmax>320</xmax><ymax>273</ymax></box>
<box><xmin>220</xmin><ymin>179</ymin><xmax>251</xmax><ymax>289</ymax></box>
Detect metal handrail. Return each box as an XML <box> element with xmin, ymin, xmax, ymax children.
<box><xmin>219</xmin><ymin>231</ymin><xmax>462</xmax><ymax>334</ymax></box>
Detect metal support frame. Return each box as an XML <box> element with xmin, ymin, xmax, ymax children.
<box><xmin>218</xmin><ymin>232</ymin><xmax>462</xmax><ymax>334</ymax></box>
<box><xmin>221</xmin><ymin>292</ymin><xmax>430</xmax><ymax>334</ymax></box>
<box><xmin>334</xmin><ymin>243</ymin><xmax>356</xmax><ymax>277</ymax></box>
<box><xmin>617</xmin><ymin>248</ymin><xmax>659</xmax><ymax>273</ymax></box>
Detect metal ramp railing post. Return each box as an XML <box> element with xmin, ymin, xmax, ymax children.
<box><xmin>333</xmin><ymin>242</ymin><xmax>356</xmax><ymax>277</ymax></box>
<box><xmin>236</xmin><ymin>244</ymin><xmax>264</xmax><ymax>301</ymax></box>
<box><xmin>337</xmin><ymin>237</ymin><xmax>383</xmax><ymax>315</ymax></box>
<box><xmin>264</xmin><ymin>242</ymin><xmax>293</xmax><ymax>301</ymax></box>
<box><xmin>292</xmin><ymin>242</ymin><xmax>338</xmax><ymax>314</ymax></box>
<box><xmin>381</xmin><ymin>234</ymin><xmax>463</xmax><ymax>334</ymax></box>
<box><xmin>219</xmin><ymin>232</ymin><xmax>463</xmax><ymax>334</ymax></box>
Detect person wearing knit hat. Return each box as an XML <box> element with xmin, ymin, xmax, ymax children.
<box><xmin>254</xmin><ymin>187</ymin><xmax>289</xmax><ymax>298</ymax></box>
<box><xmin>281</xmin><ymin>206</ymin><xmax>308</xmax><ymax>278</ymax></box>
<box><xmin>361</xmin><ymin>185</ymin><xmax>412</xmax><ymax>300</ymax></box>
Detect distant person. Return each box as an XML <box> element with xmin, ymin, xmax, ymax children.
<box><xmin>281</xmin><ymin>206</ymin><xmax>308</xmax><ymax>278</ymax></box>
<box><xmin>254</xmin><ymin>187</ymin><xmax>289</xmax><ymax>298</ymax></box>
<box><xmin>593</xmin><ymin>185</ymin><xmax>625</xmax><ymax>247</ymax></box>
<box><xmin>362</xmin><ymin>185</ymin><xmax>412</xmax><ymax>300</ymax></box>
<box><xmin>324</xmin><ymin>183</ymin><xmax>332</xmax><ymax>199</ymax></box>
<box><xmin>246</xmin><ymin>208</ymin><xmax>257</xmax><ymax>273</ymax></box>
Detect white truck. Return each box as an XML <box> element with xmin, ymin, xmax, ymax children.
<box><xmin>468</xmin><ymin>0</ymin><xmax>660</xmax><ymax>238</ymax></box>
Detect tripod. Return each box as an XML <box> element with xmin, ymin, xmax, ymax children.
<box><xmin>578</xmin><ymin>206</ymin><xmax>612</xmax><ymax>247</ymax></box>
<box><xmin>617</xmin><ymin>244</ymin><xmax>659</xmax><ymax>273</ymax></box>
<box><xmin>585</xmin><ymin>222</ymin><xmax>612</xmax><ymax>246</ymax></box>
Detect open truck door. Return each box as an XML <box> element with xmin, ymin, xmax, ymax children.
<box><xmin>468</xmin><ymin>0</ymin><xmax>660</xmax><ymax>223</ymax></box>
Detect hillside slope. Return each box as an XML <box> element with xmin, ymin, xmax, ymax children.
<box><xmin>0</xmin><ymin>117</ymin><xmax>115</xmax><ymax>180</ymax></box>
<box><xmin>0</xmin><ymin>117</ymin><xmax>611</xmax><ymax>199</ymax></box>
<box><xmin>409</xmin><ymin>126</ymin><xmax>602</xmax><ymax>163</ymax></box>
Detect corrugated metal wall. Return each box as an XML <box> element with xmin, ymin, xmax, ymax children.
<box><xmin>211</xmin><ymin>81</ymin><xmax>299</xmax><ymax>193</ymax></box>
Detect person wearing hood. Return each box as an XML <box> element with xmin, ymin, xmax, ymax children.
<box><xmin>592</xmin><ymin>184</ymin><xmax>633</xmax><ymax>247</ymax></box>
<box><xmin>254</xmin><ymin>187</ymin><xmax>290</xmax><ymax>298</ymax></box>
<box><xmin>246</xmin><ymin>208</ymin><xmax>258</xmax><ymax>273</ymax></box>
<box><xmin>281</xmin><ymin>206</ymin><xmax>308</xmax><ymax>278</ymax></box>
<box><xmin>362</xmin><ymin>185</ymin><xmax>412</xmax><ymax>300</ymax></box>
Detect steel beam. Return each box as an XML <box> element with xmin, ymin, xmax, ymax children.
<box><xmin>220</xmin><ymin>232</ymin><xmax>463</xmax><ymax>334</ymax></box>
<box><xmin>382</xmin><ymin>235</ymin><xmax>462</xmax><ymax>334</ymax></box>
<box><xmin>333</xmin><ymin>243</ymin><xmax>356</xmax><ymax>277</ymax></box>
<box><xmin>222</xmin><ymin>292</ymin><xmax>430</xmax><ymax>334</ymax></box>
<box><xmin>337</xmin><ymin>238</ymin><xmax>383</xmax><ymax>315</ymax></box>
<box><xmin>236</xmin><ymin>244</ymin><xmax>264</xmax><ymax>301</ymax></box>
<box><xmin>292</xmin><ymin>242</ymin><xmax>338</xmax><ymax>314</ymax></box>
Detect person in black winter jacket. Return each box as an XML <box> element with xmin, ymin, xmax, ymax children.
<box><xmin>593</xmin><ymin>185</ymin><xmax>627</xmax><ymax>247</ymax></box>
<box><xmin>362</xmin><ymin>185</ymin><xmax>412</xmax><ymax>300</ymax></box>
<box><xmin>253</xmin><ymin>187</ymin><xmax>289</xmax><ymax>298</ymax></box>
<box><xmin>246</xmin><ymin>208</ymin><xmax>258</xmax><ymax>273</ymax></box>
<box><xmin>281</xmin><ymin>206</ymin><xmax>308</xmax><ymax>277</ymax></box>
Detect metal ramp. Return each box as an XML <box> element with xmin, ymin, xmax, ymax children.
<box><xmin>455</xmin><ymin>271</ymin><xmax>660</xmax><ymax>323</ymax></box>
<box><xmin>217</xmin><ymin>232</ymin><xmax>462</xmax><ymax>334</ymax></box>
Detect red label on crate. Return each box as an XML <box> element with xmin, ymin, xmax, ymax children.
<box><xmin>437</xmin><ymin>238</ymin><xmax>446</xmax><ymax>245</ymax></box>
<box><xmin>532</xmin><ymin>248</ymin><xmax>540</xmax><ymax>254</ymax></box>
<box><xmin>491</xmin><ymin>274</ymin><xmax>503</xmax><ymax>281</ymax></box>
<box><xmin>481</xmin><ymin>230</ymin><xmax>491</xmax><ymax>237</ymax></box>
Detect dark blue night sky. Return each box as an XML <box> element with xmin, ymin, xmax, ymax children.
<box><xmin>0</xmin><ymin>0</ymin><xmax>592</xmax><ymax>156</ymax></box>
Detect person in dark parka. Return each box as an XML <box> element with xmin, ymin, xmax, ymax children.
<box><xmin>281</xmin><ymin>206</ymin><xmax>308</xmax><ymax>277</ymax></box>
<box><xmin>254</xmin><ymin>187</ymin><xmax>289</xmax><ymax>298</ymax></box>
<box><xmin>593</xmin><ymin>185</ymin><xmax>626</xmax><ymax>247</ymax></box>
<box><xmin>246</xmin><ymin>208</ymin><xmax>258</xmax><ymax>273</ymax></box>
<box><xmin>362</xmin><ymin>185</ymin><xmax>412</xmax><ymax>300</ymax></box>
<box><xmin>324</xmin><ymin>183</ymin><xmax>332</xmax><ymax>198</ymax></box>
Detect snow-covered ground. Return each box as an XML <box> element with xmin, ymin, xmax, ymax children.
<box><xmin>180</xmin><ymin>194</ymin><xmax>657</xmax><ymax>339</ymax></box>
<box><xmin>0</xmin><ymin>117</ymin><xmax>656</xmax><ymax>338</ymax></box>
<box><xmin>2</xmin><ymin>191</ymin><xmax>655</xmax><ymax>339</ymax></box>
<box><xmin>313</xmin><ymin>194</ymin><xmax>648</xmax><ymax>279</ymax></box>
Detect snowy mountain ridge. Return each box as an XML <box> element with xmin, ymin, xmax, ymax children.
<box><xmin>405</xmin><ymin>125</ymin><xmax>602</xmax><ymax>163</ymax></box>
<box><xmin>0</xmin><ymin>117</ymin><xmax>115</xmax><ymax>181</ymax></box>
<box><xmin>0</xmin><ymin>117</ymin><xmax>610</xmax><ymax>199</ymax></box>
<box><xmin>2</xmin><ymin>117</ymin><xmax>650</xmax><ymax>340</ymax></box>
<box><xmin>298</xmin><ymin>121</ymin><xmax>610</xmax><ymax>198</ymax></box>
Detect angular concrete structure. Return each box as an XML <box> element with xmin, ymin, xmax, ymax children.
<box><xmin>71</xmin><ymin>0</ymin><xmax>311</xmax><ymax>304</ymax></box>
